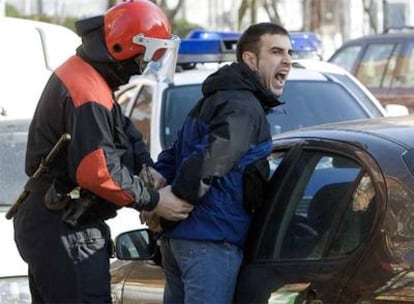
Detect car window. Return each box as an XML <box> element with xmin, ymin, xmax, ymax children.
<box><xmin>355</xmin><ymin>42</ymin><xmax>399</xmax><ymax>88</ymax></box>
<box><xmin>159</xmin><ymin>80</ymin><xmax>374</xmax><ymax>148</ymax></box>
<box><xmin>333</xmin><ymin>74</ymin><xmax>383</xmax><ymax>117</ymax></box>
<box><xmin>258</xmin><ymin>151</ymin><xmax>376</xmax><ymax>261</ymax></box>
<box><xmin>0</xmin><ymin>123</ymin><xmax>29</xmax><ymax>206</ymax></box>
<box><xmin>268</xmin><ymin>80</ymin><xmax>372</xmax><ymax>133</ymax></box>
<box><xmin>392</xmin><ymin>41</ymin><xmax>414</xmax><ymax>89</ymax></box>
<box><xmin>162</xmin><ymin>85</ymin><xmax>203</xmax><ymax>147</ymax></box>
<box><xmin>122</xmin><ymin>85</ymin><xmax>153</xmax><ymax>146</ymax></box>
<box><xmin>329</xmin><ymin>45</ymin><xmax>362</xmax><ymax>72</ymax></box>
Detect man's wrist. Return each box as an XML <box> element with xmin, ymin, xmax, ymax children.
<box><xmin>128</xmin><ymin>189</ymin><xmax>159</xmax><ymax>211</ymax></box>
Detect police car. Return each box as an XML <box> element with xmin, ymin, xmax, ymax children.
<box><xmin>115</xmin><ymin>30</ymin><xmax>407</xmax><ymax>162</ymax></box>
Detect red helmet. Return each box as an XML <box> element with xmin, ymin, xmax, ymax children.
<box><xmin>104</xmin><ymin>0</ymin><xmax>172</xmax><ymax>61</ymax></box>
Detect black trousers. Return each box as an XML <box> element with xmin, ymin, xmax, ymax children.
<box><xmin>14</xmin><ymin>191</ymin><xmax>112</xmax><ymax>303</ymax></box>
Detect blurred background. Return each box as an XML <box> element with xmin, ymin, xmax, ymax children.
<box><xmin>1</xmin><ymin>0</ymin><xmax>413</xmax><ymax>59</ymax></box>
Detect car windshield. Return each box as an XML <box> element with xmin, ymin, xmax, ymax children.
<box><xmin>161</xmin><ymin>78</ymin><xmax>381</xmax><ymax>148</ymax></box>
<box><xmin>0</xmin><ymin>120</ymin><xmax>29</xmax><ymax>206</ymax></box>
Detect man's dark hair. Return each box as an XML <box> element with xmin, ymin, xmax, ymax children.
<box><xmin>236</xmin><ymin>22</ymin><xmax>290</xmax><ymax>62</ymax></box>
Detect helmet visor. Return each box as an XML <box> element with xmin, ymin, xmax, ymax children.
<box><xmin>133</xmin><ymin>34</ymin><xmax>180</xmax><ymax>82</ymax></box>
<box><xmin>132</xmin><ymin>34</ymin><xmax>180</xmax><ymax>62</ymax></box>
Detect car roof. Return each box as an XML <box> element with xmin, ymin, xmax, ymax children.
<box><xmin>274</xmin><ymin>115</ymin><xmax>414</xmax><ymax>150</ymax></box>
<box><xmin>172</xmin><ymin>59</ymin><xmax>349</xmax><ymax>86</ymax></box>
<box><xmin>0</xmin><ymin>16</ymin><xmax>74</xmax><ymax>30</ymax></box>
<box><xmin>337</xmin><ymin>30</ymin><xmax>414</xmax><ymax>47</ymax></box>
<box><xmin>173</xmin><ymin>63</ymin><xmax>226</xmax><ymax>85</ymax></box>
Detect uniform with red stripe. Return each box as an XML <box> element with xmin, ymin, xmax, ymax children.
<box><xmin>26</xmin><ymin>55</ymin><xmax>158</xmax><ymax>210</ymax></box>
<box><xmin>12</xmin><ymin>1</ymin><xmax>183</xmax><ymax>303</ymax></box>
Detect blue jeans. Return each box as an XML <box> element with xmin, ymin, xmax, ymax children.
<box><xmin>160</xmin><ymin>238</ymin><xmax>243</xmax><ymax>304</ymax></box>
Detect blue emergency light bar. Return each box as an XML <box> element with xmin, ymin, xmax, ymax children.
<box><xmin>178</xmin><ymin>30</ymin><xmax>241</xmax><ymax>64</ymax></box>
<box><xmin>290</xmin><ymin>32</ymin><xmax>322</xmax><ymax>59</ymax></box>
<box><xmin>177</xmin><ymin>30</ymin><xmax>322</xmax><ymax>65</ymax></box>
<box><xmin>186</xmin><ymin>29</ymin><xmax>241</xmax><ymax>40</ymax></box>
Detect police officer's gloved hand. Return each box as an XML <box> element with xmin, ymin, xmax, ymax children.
<box><xmin>139</xmin><ymin>164</ymin><xmax>167</xmax><ymax>190</ymax></box>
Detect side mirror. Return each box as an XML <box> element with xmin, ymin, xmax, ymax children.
<box><xmin>114</xmin><ymin>229</ymin><xmax>157</xmax><ymax>260</ymax></box>
<box><xmin>384</xmin><ymin>104</ymin><xmax>410</xmax><ymax>117</ymax></box>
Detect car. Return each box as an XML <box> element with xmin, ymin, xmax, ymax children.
<box><xmin>111</xmin><ymin>114</ymin><xmax>414</xmax><ymax>303</ymax></box>
<box><xmin>116</xmin><ymin>36</ymin><xmax>406</xmax><ymax>162</ymax></box>
<box><xmin>328</xmin><ymin>27</ymin><xmax>414</xmax><ymax>113</ymax></box>
<box><xmin>0</xmin><ymin>118</ymin><xmax>31</xmax><ymax>303</ymax></box>
<box><xmin>0</xmin><ymin>17</ymin><xmax>80</xmax><ymax>119</ymax></box>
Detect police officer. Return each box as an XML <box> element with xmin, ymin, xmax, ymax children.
<box><xmin>13</xmin><ymin>1</ymin><xmax>192</xmax><ymax>303</ymax></box>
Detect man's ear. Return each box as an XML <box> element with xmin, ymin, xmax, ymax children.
<box><xmin>242</xmin><ymin>51</ymin><xmax>258</xmax><ymax>71</ymax></box>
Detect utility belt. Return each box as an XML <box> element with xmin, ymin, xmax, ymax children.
<box><xmin>26</xmin><ymin>179</ymin><xmax>118</xmax><ymax>228</ymax></box>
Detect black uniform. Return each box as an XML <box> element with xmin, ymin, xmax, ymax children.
<box><xmin>14</xmin><ymin>50</ymin><xmax>157</xmax><ymax>303</ymax></box>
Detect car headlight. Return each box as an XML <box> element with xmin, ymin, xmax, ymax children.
<box><xmin>0</xmin><ymin>276</ymin><xmax>31</xmax><ymax>303</ymax></box>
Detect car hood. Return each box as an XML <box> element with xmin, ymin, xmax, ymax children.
<box><xmin>0</xmin><ymin>207</ymin><xmax>27</xmax><ymax>278</ymax></box>
<box><xmin>111</xmin><ymin>259</ymin><xmax>164</xmax><ymax>303</ymax></box>
<box><xmin>111</xmin><ymin>259</ymin><xmax>165</xmax><ymax>287</ymax></box>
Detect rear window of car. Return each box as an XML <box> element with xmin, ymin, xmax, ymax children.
<box><xmin>355</xmin><ymin>42</ymin><xmax>400</xmax><ymax>88</ymax></box>
<box><xmin>329</xmin><ymin>45</ymin><xmax>362</xmax><ymax>72</ymax></box>
<box><xmin>393</xmin><ymin>41</ymin><xmax>414</xmax><ymax>89</ymax></box>
<box><xmin>268</xmin><ymin>80</ymin><xmax>376</xmax><ymax>134</ymax></box>
<box><xmin>160</xmin><ymin>79</ymin><xmax>379</xmax><ymax>148</ymax></box>
<box><xmin>162</xmin><ymin>85</ymin><xmax>203</xmax><ymax>147</ymax></box>
<box><xmin>333</xmin><ymin>74</ymin><xmax>384</xmax><ymax>116</ymax></box>
<box><xmin>0</xmin><ymin>121</ymin><xmax>29</xmax><ymax>206</ymax></box>
<box><xmin>329</xmin><ymin>36</ymin><xmax>414</xmax><ymax>92</ymax></box>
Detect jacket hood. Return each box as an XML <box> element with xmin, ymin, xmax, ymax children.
<box><xmin>202</xmin><ymin>62</ymin><xmax>282</xmax><ymax>111</ymax></box>
<box><xmin>75</xmin><ymin>16</ymin><xmax>141</xmax><ymax>90</ymax></box>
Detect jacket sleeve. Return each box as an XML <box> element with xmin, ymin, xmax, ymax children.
<box><xmin>171</xmin><ymin>100</ymin><xmax>258</xmax><ymax>204</ymax></box>
<box><xmin>67</xmin><ymin>101</ymin><xmax>159</xmax><ymax>211</ymax></box>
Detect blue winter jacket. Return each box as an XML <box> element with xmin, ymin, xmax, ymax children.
<box><xmin>155</xmin><ymin>62</ymin><xmax>281</xmax><ymax>247</ymax></box>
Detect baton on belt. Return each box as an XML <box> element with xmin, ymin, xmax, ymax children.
<box><xmin>5</xmin><ymin>133</ymin><xmax>71</xmax><ymax>220</ymax></box>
